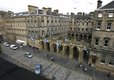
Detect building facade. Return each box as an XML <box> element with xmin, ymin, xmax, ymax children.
<box><xmin>3</xmin><ymin>0</ymin><xmax>114</xmax><ymax>74</ymax></box>
<box><xmin>90</xmin><ymin>0</ymin><xmax>114</xmax><ymax>73</ymax></box>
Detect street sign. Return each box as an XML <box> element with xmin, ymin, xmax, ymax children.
<box><xmin>35</xmin><ymin>64</ymin><xmax>41</xmax><ymax>75</ymax></box>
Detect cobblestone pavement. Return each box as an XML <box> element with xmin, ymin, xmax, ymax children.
<box><xmin>1</xmin><ymin>44</ymin><xmax>114</xmax><ymax>80</ymax></box>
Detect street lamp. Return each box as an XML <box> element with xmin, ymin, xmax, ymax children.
<box><xmin>79</xmin><ymin>63</ymin><xmax>83</xmax><ymax>78</ymax></box>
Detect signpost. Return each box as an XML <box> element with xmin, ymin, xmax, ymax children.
<box><xmin>35</xmin><ymin>64</ymin><xmax>41</xmax><ymax>75</ymax></box>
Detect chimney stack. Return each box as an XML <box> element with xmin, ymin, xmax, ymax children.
<box><xmin>97</xmin><ymin>0</ymin><xmax>102</xmax><ymax>9</ymax></box>
<box><xmin>54</xmin><ymin>9</ymin><xmax>59</xmax><ymax>14</ymax></box>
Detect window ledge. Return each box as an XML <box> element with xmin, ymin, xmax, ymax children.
<box><xmin>100</xmin><ymin>62</ymin><xmax>105</xmax><ymax>64</ymax></box>
<box><xmin>108</xmin><ymin>64</ymin><xmax>114</xmax><ymax>67</ymax></box>
<box><xmin>94</xmin><ymin>45</ymin><xmax>98</xmax><ymax>46</ymax></box>
<box><xmin>106</xmin><ymin>29</ymin><xmax>111</xmax><ymax>31</ymax></box>
<box><xmin>96</xmin><ymin>28</ymin><xmax>100</xmax><ymax>30</ymax></box>
<box><xmin>103</xmin><ymin>46</ymin><xmax>108</xmax><ymax>48</ymax></box>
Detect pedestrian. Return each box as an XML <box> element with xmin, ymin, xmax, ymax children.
<box><xmin>51</xmin><ymin>57</ymin><xmax>54</xmax><ymax>61</ymax></box>
<box><xmin>108</xmin><ymin>71</ymin><xmax>110</xmax><ymax>77</ymax></box>
<box><xmin>89</xmin><ymin>63</ymin><xmax>91</xmax><ymax>67</ymax></box>
<box><xmin>84</xmin><ymin>67</ymin><xmax>87</xmax><ymax>72</ymax></box>
<box><xmin>47</xmin><ymin>54</ymin><xmax>49</xmax><ymax>58</ymax></box>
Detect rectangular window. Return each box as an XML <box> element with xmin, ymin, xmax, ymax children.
<box><xmin>92</xmin><ymin>22</ymin><xmax>93</xmax><ymax>25</ymax></box>
<box><xmin>107</xmin><ymin>22</ymin><xmax>111</xmax><ymax>30</ymax></box>
<box><xmin>108</xmin><ymin>13</ymin><xmax>113</xmax><ymax>17</ymax></box>
<box><xmin>78</xmin><ymin>28</ymin><xmax>80</xmax><ymax>31</ymax></box>
<box><xmin>82</xmin><ymin>28</ymin><xmax>84</xmax><ymax>31</ymax></box>
<box><xmin>101</xmin><ymin>53</ymin><xmax>106</xmax><ymax>63</ymax></box>
<box><xmin>95</xmin><ymin>38</ymin><xmax>99</xmax><ymax>45</ymax></box>
<box><xmin>98</xmin><ymin>13</ymin><xmax>102</xmax><ymax>18</ymax></box>
<box><xmin>104</xmin><ymin>39</ymin><xmax>109</xmax><ymax>46</ymax></box>
<box><xmin>86</xmin><ymin>28</ymin><xmax>88</xmax><ymax>31</ymax></box>
<box><xmin>109</xmin><ymin>54</ymin><xmax>114</xmax><ymax>65</ymax></box>
<box><xmin>96</xmin><ymin>21</ymin><xmax>101</xmax><ymax>30</ymax></box>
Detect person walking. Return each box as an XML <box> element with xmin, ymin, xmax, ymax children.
<box><xmin>107</xmin><ymin>71</ymin><xmax>111</xmax><ymax>77</ymax></box>
<box><xmin>47</xmin><ymin>54</ymin><xmax>49</xmax><ymax>58</ymax></box>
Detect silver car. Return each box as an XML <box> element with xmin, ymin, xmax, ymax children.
<box><xmin>24</xmin><ymin>52</ymin><xmax>33</xmax><ymax>58</ymax></box>
<box><xmin>3</xmin><ymin>42</ymin><xmax>10</xmax><ymax>47</ymax></box>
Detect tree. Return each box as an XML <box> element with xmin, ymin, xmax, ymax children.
<box><xmin>0</xmin><ymin>44</ymin><xmax>2</xmax><ymax>54</ymax></box>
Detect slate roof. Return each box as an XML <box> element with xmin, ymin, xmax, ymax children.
<box><xmin>100</xmin><ymin>1</ymin><xmax>114</xmax><ymax>9</ymax></box>
<box><xmin>75</xmin><ymin>15</ymin><xmax>92</xmax><ymax>20</ymax></box>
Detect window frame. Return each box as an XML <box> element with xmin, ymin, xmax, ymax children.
<box><xmin>108</xmin><ymin>13</ymin><xmax>113</xmax><ymax>18</ymax></box>
<box><xmin>96</xmin><ymin>21</ymin><xmax>102</xmax><ymax>30</ymax></box>
<box><xmin>94</xmin><ymin>38</ymin><xmax>99</xmax><ymax>46</ymax></box>
<box><xmin>98</xmin><ymin>13</ymin><xmax>103</xmax><ymax>18</ymax></box>
<box><xmin>103</xmin><ymin>38</ymin><xmax>110</xmax><ymax>47</ymax></box>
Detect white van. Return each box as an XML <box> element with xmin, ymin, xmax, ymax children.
<box><xmin>16</xmin><ymin>40</ymin><xmax>27</xmax><ymax>46</ymax></box>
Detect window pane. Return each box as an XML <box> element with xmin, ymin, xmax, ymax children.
<box><xmin>101</xmin><ymin>53</ymin><xmax>106</xmax><ymax>63</ymax></box>
<box><xmin>104</xmin><ymin>40</ymin><xmax>108</xmax><ymax>46</ymax></box>
<box><xmin>98</xmin><ymin>13</ymin><xmax>102</xmax><ymax>18</ymax></box>
<box><xmin>109</xmin><ymin>54</ymin><xmax>114</xmax><ymax>65</ymax></box>
<box><xmin>95</xmin><ymin>38</ymin><xmax>99</xmax><ymax>45</ymax></box>
<box><xmin>108</xmin><ymin>13</ymin><xmax>113</xmax><ymax>17</ymax></box>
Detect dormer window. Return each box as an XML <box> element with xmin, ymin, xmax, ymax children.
<box><xmin>108</xmin><ymin>13</ymin><xmax>113</xmax><ymax>17</ymax></box>
<box><xmin>98</xmin><ymin>13</ymin><xmax>102</xmax><ymax>18</ymax></box>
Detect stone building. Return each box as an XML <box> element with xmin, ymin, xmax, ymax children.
<box><xmin>3</xmin><ymin>0</ymin><xmax>114</xmax><ymax>74</ymax></box>
<box><xmin>0</xmin><ymin>11</ymin><xmax>12</xmax><ymax>41</ymax></box>
<box><xmin>4</xmin><ymin>6</ymin><xmax>94</xmax><ymax>64</ymax></box>
<box><xmin>90</xmin><ymin>0</ymin><xmax>114</xmax><ymax>73</ymax></box>
<box><xmin>5</xmin><ymin>12</ymin><xmax>28</xmax><ymax>43</ymax></box>
<box><xmin>68</xmin><ymin>12</ymin><xmax>94</xmax><ymax>43</ymax></box>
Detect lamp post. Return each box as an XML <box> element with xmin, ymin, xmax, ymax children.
<box><xmin>79</xmin><ymin>63</ymin><xmax>82</xmax><ymax>78</ymax></box>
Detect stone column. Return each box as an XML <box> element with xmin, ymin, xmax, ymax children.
<box><xmin>78</xmin><ymin>34</ymin><xmax>80</xmax><ymax>41</ymax></box>
<box><xmin>78</xmin><ymin>47</ymin><xmax>83</xmax><ymax>64</ymax></box>
<box><xmin>38</xmin><ymin>41</ymin><xmax>42</xmax><ymax>49</ymax></box>
<box><xmin>69</xmin><ymin>46</ymin><xmax>73</xmax><ymax>59</ymax></box>
<box><xmin>86</xmin><ymin>35</ymin><xmax>89</xmax><ymax>42</ymax></box>
<box><xmin>63</xmin><ymin>45</ymin><xmax>66</xmax><ymax>56</ymax></box>
<box><xmin>74</xmin><ymin>34</ymin><xmax>77</xmax><ymax>40</ymax></box>
<box><xmin>50</xmin><ymin>43</ymin><xmax>54</xmax><ymax>52</ymax></box>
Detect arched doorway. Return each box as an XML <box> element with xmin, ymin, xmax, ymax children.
<box><xmin>83</xmin><ymin>49</ymin><xmax>90</xmax><ymax>63</ymax></box>
<box><xmin>88</xmin><ymin>35</ymin><xmax>92</xmax><ymax>42</ymax></box>
<box><xmin>79</xmin><ymin>34</ymin><xmax>82</xmax><ymax>41</ymax></box>
<box><xmin>72</xmin><ymin>33</ymin><xmax>74</xmax><ymax>39</ymax></box>
<box><xmin>65</xmin><ymin>46</ymin><xmax>70</xmax><ymax>57</ymax></box>
<box><xmin>73</xmin><ymin>46</ymin><xmax>79</xmax><ymax>61</ymax></box>
<box><xmin>53</xmin><ymin>43</ymin><xmax>57</xmax><ymax>52</ymax></box>
<box><xmin>84</xmin><ymin>35</ymin><xmax>87</xmax><ymax>41</ymax></box>
<box><xmin>75</xmin><ymin>34</ymin><xmax>78</xmax><ymax>40</ymax></box>
<box><xmin>41</xmin><ymin>41</ymin><xmax>44</xmax><ymax>49</ymax></box>
<box><xmin>46</xmin><ymin>42</ymin><xmax>50</xmax><ymax>51</ymax></box>
<box><xmin>58</xmin><ymin>44</ymin><xmax>63</xmax><ymax>53</ymax></box>
<box><xmin>68</xmin><ymin>33</ymin><xmax>71</xmax><ymax>39</ymax></box>
<box><xmin>42</xmin><ymin>30</ymin><xmax>45</xmax><ymax>36</ymax></box>
<box><xmin>91</xmin><ymin>55</ymin><xmax>97</xmax><ymax>64</ymax></box>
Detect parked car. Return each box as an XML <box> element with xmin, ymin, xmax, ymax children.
<box><xmin>3</xmin><ymin>42</ymin><xmax>10</xmax><ymax>47</ymax></box>
<box><xmin>24</xmin><ymin>52</ymin><xmax>33</xmax><ymax>58</ymax></box>
<box><xmin>10</xmin><ymin>44</ymin><xmax>18</xmax><ymax>50</ymax></box>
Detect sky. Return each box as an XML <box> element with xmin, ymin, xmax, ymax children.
<box><xmin>0</xmin><ymin>0</ymin><xmax>113</xmax><ymax>14</ymax></box>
